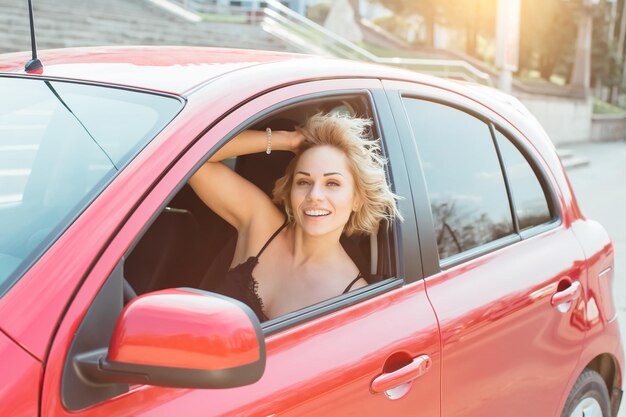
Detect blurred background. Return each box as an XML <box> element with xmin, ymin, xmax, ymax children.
<box><xmin>1</xmin><ymin>1</ymin><xmax>625</xmax><ymax>412</ymax></box>
<box><xmin>2</xmin><ymin>0</ymin><xmax>626</xmax><ymax>146</ymax></box>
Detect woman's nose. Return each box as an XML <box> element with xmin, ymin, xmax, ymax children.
<box><xmin>306</xmin><ymin>182</ymin><xmax>323</xmax><ymax>201</ymax></box>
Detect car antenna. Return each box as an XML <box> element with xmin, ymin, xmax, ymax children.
<box><xmin>24</xmin><ymin>0</ymin><xmax>43</xmax><ymax>72</ymax></box>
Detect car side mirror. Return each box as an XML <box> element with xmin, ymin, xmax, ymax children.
<box><xmin>75</xmin><ymin>288</ymin><xmax>266</xmax><ymax>389</ymax></box>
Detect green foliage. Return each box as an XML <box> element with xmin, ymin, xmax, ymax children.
<box><xmin>372</xmin><ymin>14</ymin><xmax>412</xmax><ymax>41</ymax></box>
<box><xmin>369</xmin><ymin>0</ymin><xmax>443</xmax><ymax>46</ymax></box>
<box><xmin>590</xmin><ymin>1</ymin><xmax>623</xmax><ymax>91</ymax></box>
<box><xmin>369</xmin><ymin>0</ymin><xmax>626</xmax><ymax>93</ymax></box>
<box><xmin>441</xmin><ymin>0</ymin><xmax>497</xmax><ymax>58</ymax></box>
<box><xmin>306</xmin><ymin>2</ymin><xmax>331</xmax><ymax>25</ymax></box>
<box><xmin>370</xmin><ymin>0</ymin><xmax>496</xmax><ymax>56</ymax></box>
<box><xmin>593</xmin><ymin>98</ymin><xmax>626</xmax><ymax>114</ymax></box>
<box><xmin>518</xmin><ymin>0</ymin><xmax>581</xmax><ymax>81</ymax></box>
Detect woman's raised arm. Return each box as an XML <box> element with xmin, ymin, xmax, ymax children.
<box><xmin>208</xmin><ymin>129</ymin><xmax>300</xmax><ymax>162</ymax></box>
<box><xmin>188</xmin><ymin>129</ymin><xmax>301</xmax><ymax>231</ymax></box>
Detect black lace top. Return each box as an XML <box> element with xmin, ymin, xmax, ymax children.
<box><xmin>214</xmin><ymin>222</ymin><xmax>363</xmax><ymax>322</ymax></box>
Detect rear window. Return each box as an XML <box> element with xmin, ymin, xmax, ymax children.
<box><xmin>493</xmin><ymin>130</ymin><xmax>552</xmax><ymax>230</ymax></box>
<box><xmin>402</xmin><ymin>97</ymin><xmax>515</xmax><ymax>260</ymax></box>
<box><xmin>0</xmin><ymin>77</ymin><xmax>183</xmax><ymax>297</ymax></box>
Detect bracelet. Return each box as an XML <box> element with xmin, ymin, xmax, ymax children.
<box><xmin>265</xmin><ymin>127</ymin><xmax>272</xmax><ymax>155</ymax></box>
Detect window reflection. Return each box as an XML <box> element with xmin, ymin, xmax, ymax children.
<box><xmin>0</xmin><ymin>77</ymin><xmax>182</xmax><ymax>296</ymax></box>
<box><xmin>494</xmin><ymin>130</ymin><xmax>552</xmax><ymax>230</ymax></box>
<box><xmin>402</xmin><ymin>98</ymin><xmax>514</xmax><ymax>260</ymax></box>
<box><xmin>431</xmin><ymin>200</ymin><xmax>515</xmax><ymax>259</ymax></box>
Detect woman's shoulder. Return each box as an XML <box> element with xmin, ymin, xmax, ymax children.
<box><xmin>249</xmin><ymin>210</ymin><xmax>287</xmax><ymax>246</ymax></box>
<box><xmin>232</xmin><ymin>210</ymin><xmax>287</xmax><ymax>264</ymax></box>
<box><xmin>345</xmin><ymin>276</ymin><xmax>368</xmax><ymax>292</ymax></box>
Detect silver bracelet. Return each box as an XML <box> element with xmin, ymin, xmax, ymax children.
<box><xmin>265</xmin><ymin>127</ymin><xmax>272</xmax><ymax>155</ymax></box>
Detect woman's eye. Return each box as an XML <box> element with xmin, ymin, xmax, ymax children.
<box><xmin>327</xmin><ymin>181</ymin><xmax>340</xmax><ymax>187</ymax></box>
<box><xmin>296</xmin><ymin>180</ymin><xmax>310</xmax><ymax>186</ymax></box>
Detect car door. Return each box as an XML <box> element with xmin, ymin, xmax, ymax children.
<box><xmin>41</xmin><ymin>79</ymin><xmax>441</xmax><ymax>417</ymax></box>
<box><xmin>383</xmin><ymin>80</ymin><xmax>587</xmax><ymax>417</ymax></box>
<box><xmin>0</xmin><ymin>330</ymin><xmax>41</xmax><ymax>417</ymax></box>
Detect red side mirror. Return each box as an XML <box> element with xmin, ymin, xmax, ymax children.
<box><xmin>77</xmin><ymin>288</ymin><xmax>265</xmax><ymax>389</ymax></box>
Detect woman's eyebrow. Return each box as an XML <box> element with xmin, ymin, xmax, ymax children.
<box><xmin>295</xmin><ymin>171</ymin><xmax>344</xmax><ymax>177</ymax></box>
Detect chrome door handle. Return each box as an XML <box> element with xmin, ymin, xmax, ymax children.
<box><xmin>370</xmin><ymin>354</ymin><xmax>432</xmax><ymax>394</ymax></box>
<box><xmin>551</xmin><ymin>280</ymin><xmax>581</xmax><ymax>312</ymax></box>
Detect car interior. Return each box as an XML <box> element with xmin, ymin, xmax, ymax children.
<box><xmin>124</xmin><ymin>94</ymin><xmax>397</xmax><ymax>317</ymax></box>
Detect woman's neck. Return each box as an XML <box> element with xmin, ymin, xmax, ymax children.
<box><xmin>290</xmin><ymin>225</ymin><xmax>344</xmax><ymax>266</ymax></box>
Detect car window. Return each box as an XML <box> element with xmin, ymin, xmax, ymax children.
<box><xmin>124</xmin><ymin>95</ymin><xmax>399</xmax><ymax>326</ymax></box>
<box><xmin>0</xmin><ymin>77</ymin><xmax>182</xmax><ymax>297</ymax></box>
<box><xmin>402</xmin><ymin>97</ymin><xmax>514</xmax><ymax>260</ymax></box>
<box><xmin>493</xmin><ymin>130</ymin><xmax>552</xmax><ymax>230</ymax></box>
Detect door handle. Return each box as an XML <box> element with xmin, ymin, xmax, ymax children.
<box><xmin>551</xmin><ymin>280</ymin><xmax>581</xmax><ymax>312</ymax></box>
<box><xmin>370</xmin><ymin>354</ymin><xmax>432</xmax><ymax>394</ymax></box>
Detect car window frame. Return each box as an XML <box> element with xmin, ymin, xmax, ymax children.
<box><xmin>401</xmin><ymin>95</ymin><xmax>520</xmax><ymax>262</ymax></box>
<box><xmin>491</xmin><ymin>125</ymin><xmax>561</xmax><ymax>240</ymax></box>
<box><xmin>384</xmin><ymin>84</ymin><xmax>562</xmax><ymax>276</ymax></box>
<box><xmin>116</xmin><ymin>82</ymin><xmax>418</xmax><ymax>336</ymax></box>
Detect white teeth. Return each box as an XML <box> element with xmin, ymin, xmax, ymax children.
<box><xmin>305</xmin><ymin>209</ymin><xmax>330</xmax><ymax>217</ymax></box>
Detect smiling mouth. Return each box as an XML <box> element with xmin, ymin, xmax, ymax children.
<box><xmin>304</xmin><ymin>209</ymin><xmax>331</xmax><ymax>217</ymax></box>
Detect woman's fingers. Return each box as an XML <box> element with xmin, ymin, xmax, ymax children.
<box><xmin>287</xmin><ymin>130</ymin><xmax>305</xmax><ymax>154</ymax></box>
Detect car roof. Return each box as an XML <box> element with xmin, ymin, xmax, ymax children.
<box><xmin>0</xmin><ymin>45</ymin><xmax>481</xmax><ymax>97</ymax></box>
<box><xmin>0</xmin><ymin>46</ymin><xmax>312</xmax><ymax>94</ymax></box>
<box><xmin>0</xmin><ymin>45</ymin><xmax>554</xmax><ymax>155</ymax></box>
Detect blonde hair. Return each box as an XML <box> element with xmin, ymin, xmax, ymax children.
<box><xmin>272</xmin><ymin>113</ymin><xmax>402</xmax><ymax>236</ymax></box>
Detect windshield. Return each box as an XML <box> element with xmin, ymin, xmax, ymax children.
<box><xmin>0</xmin><ymin>77</ymin><xmax>183</xmax><ymax>297</ymax></box>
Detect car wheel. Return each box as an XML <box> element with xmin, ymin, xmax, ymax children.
<box><xmin>561</xmin><ymin>369</ymin><xmax>611</xmax><ymax>417</ymax></box>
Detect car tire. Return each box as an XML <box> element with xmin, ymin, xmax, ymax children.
<box><xmin>560</xmin><ymin>369</ymin><xmax>611</xmax><ymax>417</ymax></box>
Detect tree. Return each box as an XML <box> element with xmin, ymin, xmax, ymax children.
<box><xmin>369</xmin><ymin>0</ymin><xmax>444</xmax><ymax>46</ymax></box>
<box><xmin>591</xmin><ymin>0</ymin><xmax>622</xmax><ymax>100</ymax></box>
<box><xmin>369</xmin><ymin>0</ymin><xmax>497</xmax><ymax>54</ymax></box>
<box><xmin>610</xmin><ymin>0</ymin><xmax>626</xmax><ymax>102</ymax></box>
<box><xmin>442</xmin><ymin>0</ymin><xmax>498</xmax><ymax>58</ymax></box>
<box><xmin>518</xmin><ymin>0</ymin><xmax>581</xmax><ymax>80</ymax></box>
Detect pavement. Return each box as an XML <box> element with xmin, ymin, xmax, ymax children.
<box><xmin>564</xmin><ymin>140</ymin><xmax>626</xmax><ymax>417</ymax></box>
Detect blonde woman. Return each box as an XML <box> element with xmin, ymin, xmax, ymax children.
<box><xmin>189</xmin><ymin>113</ymin><xmax>400</xmax><ymax>322</ymax></box>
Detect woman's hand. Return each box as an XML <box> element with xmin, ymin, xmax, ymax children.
<box><xmin>281</xmin><ymin>130</ymin><xmax>304</xmax><ymax>154</ymax></box>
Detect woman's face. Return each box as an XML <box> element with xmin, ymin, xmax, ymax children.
<box><xmin>290</xmin><ymin>145</ymin><xmax>359</xmax><ymax>238</ymax></box>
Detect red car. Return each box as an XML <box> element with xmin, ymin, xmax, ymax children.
<box><xmin>0</xmin><ymin>46</ymin><xmax>622</xmax><ymax>417</ymax></box>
